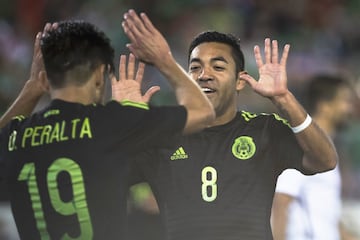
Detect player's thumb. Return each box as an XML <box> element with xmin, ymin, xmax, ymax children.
<box><xmin>143</xmin><ymin>86</ymin><xmax>160</xmax><ymax>103</ymax></box>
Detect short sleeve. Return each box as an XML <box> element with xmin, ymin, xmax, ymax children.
<box><xmin>268</xmin><ymin>114</ymin><xmax>305</xmax><ymax>173</ymax></box>
<box><xmin>275</xmin><ymin>169</ymin><xmax>306</xmax><ymax>197</ymax></box>
<box><xmin>94</xmin><ymin>101</ymin><xmax>187</xmax><ymax>151</ymax></box>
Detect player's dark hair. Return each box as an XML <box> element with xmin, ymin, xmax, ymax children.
<box><xmin>304</xmin><ymin>74</ymin><xmax>351</xmax><ymax>114</ymax></box>
<box><xmin>188</xmin><ymin>31</ymin><xmax>245</xmax><ymax>74</ymax></box>
<box><xmin>40</xmin><ymin>20</ymin><xmax>115</xmax><ymax>88</ymax></box>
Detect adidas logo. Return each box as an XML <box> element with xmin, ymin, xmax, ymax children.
<box><xmin>170</xmin><ymin>147</ymin><xmax>188</xmax><ymax>160</ymax></box>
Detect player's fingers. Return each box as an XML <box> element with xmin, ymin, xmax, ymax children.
<box><xmin>140</xmin><ymin>12</ymin><xmax>156</xmax><ymax>34</ymax></box>
<box><xmin>123</xmin><ymin>17</ymin><xmax>143</xmax><ymax>43</ymax></box>
<box><xmin>33</xmin><ymin>32</ymin><xmax>42</xmax><ymax>58</ymax></box>
<box><xmin>271</xmin><ymin>40</ymin><xmax>279</xmax><ymax>63</ymax></box>
<box><xmin>30</xmin><ymin>32</ymin><xmax>43</xmax><ymax>79</ymax></box>
<box><xmin>125</xmin><ymin>44</ymin><xmax>139</xmax><ymax>59</ymax></box>
<box><xmin>280</xmin><ymin>44</ymin><xmax>290</xmax><ymax>67</ymax></box>
<box><xmin>51</xmin><ymin>22</ymin><xmax>59</xmax><ymax>30</ymax></box>
<box><xmin>42</xmin><ymin>23</ymin><xmax>52</xmax><ymax>37</ymax></box>
<box><xmin>135</xmin><ymin>61</ymin><xmax>145</xmax><ymax>84</ymax></box>
<box><xmin>127</xmin><ymin>53</ymin><xmax>135</xmax><ymax>80</ymax></box>
<box><xmin>122</xmin><ymin>21</ymin><xmax>135</xmax><ymax>43</ymax></box>
<box><xmin>264</xmin><ymin>38</ymin><xmax>271</xmax><ymax>63</ymax></box>
<box><xmin>119</xmin><ymin>55</ymin><xmax>127</xmax><ymax>81</ymax></box>
<box><xmin>143</xmin><ymin>86</ymin><xmax>161</xmax><ymax>103</ymax></box>
<box><xmin>253</xmin><ymin>45</ymin><xmax>263</xmax><ymax>68</ymax></box>
<box><xmin>127</xmin><ymin>9</ymin><xmax>148</xmax><ymax>35</ymax></box>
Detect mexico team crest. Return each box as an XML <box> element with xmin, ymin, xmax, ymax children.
<box><xmin>232</xmin><ymin>136</ymin><xmax>256</xmax><ymax>160</ymax></box>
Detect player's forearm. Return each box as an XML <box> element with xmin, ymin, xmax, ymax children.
<box><xmin>155</xmin><ymin>54</ymin><xmax>215</xmax><ymax>133</ymax></box>
<box><xmin>0</xmin><ymin>80</ymin><xmax>43</xmax><ymax>129</ymax></box>
<box><xmin>271</xmin><ymin>91</ymin><xmax>338</xmax><ymax>173</ymax></box>
<box><xmin>271</xmin><ymin>194</ymin><xmax>291</xmax><ymax>240</ymax></box>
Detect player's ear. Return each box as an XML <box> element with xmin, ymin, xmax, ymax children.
<box><xmin>236</xmin><ymin>71</ymin><xmax>247</xmax><ymax>91</ymax></box>
<box><xmin>95</xmin><ymin>64</ymin><xmax>106</xmax><ymax>89</ymax></box>
<box><xmin>92</xmin><ymin>64</ymin><xmax>106</xmax><ymax>103</ymax></box>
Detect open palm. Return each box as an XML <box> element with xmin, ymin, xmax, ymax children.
<box><xmin>111</xmin><ymin>54</ymin><xmax>160</xmax><ymax>103</ymax></box>
<box><xmin>241</xmin><ymin>38</ymin><xmax>290</xmax><ymax>98</ymax></box>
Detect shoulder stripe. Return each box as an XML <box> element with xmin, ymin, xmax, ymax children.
<box><xmin>259</xmin><ymin>112</ymin><xmax>290</xmax><ymax>127</ymax></box>
<box><xmin>241</xmin><ymin>111</ymin><xmax>290</xmax><ymax>127</ymax></box>
<box><xmin>241</xmin><ymin>111</ymin><xmax>257</xmax><ymax>121</ymax></box>
<box><xmin>271</xmin><ymin>113</ymin><xmax>290</xmax><ymax>127</ymax></box>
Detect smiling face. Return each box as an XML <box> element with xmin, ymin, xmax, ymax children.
<box><xmin>188</xmin><ymin>42</ymin><xmax>246</xmax><ymax>124</ymax></box>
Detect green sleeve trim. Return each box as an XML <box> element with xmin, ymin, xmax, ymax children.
<box><xmin>271</xmin><ymin>113</ymin><xmax>290</xmax><ymax>127</ymax></box>
<box><xmin>241</xmin><ymin>111</ymin><xmax>257</xmax><ymax>121</ymax></box>
<box><xmin>118</xmin><ymin>99</ymin><xmax>149</xmax><ymax>110</ymax></box>
<box><xmin>241</xmin><ymin>111</ymin><xmax>290</xmax><ymax>127</ymax></box>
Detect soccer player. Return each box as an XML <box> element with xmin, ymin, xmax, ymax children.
<box><xmin>271</xmin><ymin>75</ymin><xmax>357</xmax><ymax>240</ymax></box>
<box><xmin>122</xmin><ymin>10</ymin><xmax>338</xmax><ymax>240</ymax></box>
<box><xmin>0</xmin><ymin>20</ymin><xmax>214</xmax><ymax>239</ymax></box>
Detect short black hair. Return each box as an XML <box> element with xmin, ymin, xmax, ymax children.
<box><xmin>41</xmin><ymin>20</ymin><xmax>115</xmax><ymax>88</ymax></box>
<box><xmin>188</xmin><ymin>31</ymin><xmax>245</xmax><ymax>74</ymax></box>
<box><xmin>304</xmin><ymin>74</ymin><xmax>351</xmax><ymax>114</ymax></box>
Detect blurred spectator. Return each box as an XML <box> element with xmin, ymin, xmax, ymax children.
<box><xmin>272</xmin><ymin>74</ymin><xmax>359</xmax><ymax>240</ymax></box>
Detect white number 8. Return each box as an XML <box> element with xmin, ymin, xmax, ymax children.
<box><xmin>201</xmin><ymin>166</ymin><xmax>217</xmax><ymax>202</ymax></box>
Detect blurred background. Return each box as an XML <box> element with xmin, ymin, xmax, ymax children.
<box><xmin>1</xmin><ymin>0</ymin><xmax>360</xmax><ymax>239</ymax></box>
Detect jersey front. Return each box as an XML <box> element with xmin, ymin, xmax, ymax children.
<box><xmin>0</xmin><ymin>99</ymin><xmax>186</xmax><ymax>240</ymax></box>
<box><xmin>132</xmin><ymin>111</ymin><xmax>305</xmax><ymax>240</ymax></box>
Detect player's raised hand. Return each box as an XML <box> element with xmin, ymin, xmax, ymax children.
<box><xmin>241</xmin><ymin>38</ymin><xmax>290</xmax><ymax>99</ymax></box>
<box><xmin>27</xmin><ymin>22</ymin><xmax>59</xmax><ymax>95</ymax></box>
<box><xmin>122</xmin><ymin>9</ymin><xmax>172</xmax><ymax>68</ymax></box>
<box><xmin>0</xmin><ymin>23</ymin><xmax>60</xmax><ymax>128</ymax></box>
<box><xmin>21</xmin><ymin>22</ymin><xmax>60</xmax><ymax>100</ymax></box>
<box><xmin>111</xmin><ymin>53</ymin><xmax>160</xmax><ymax>103</ymax></box>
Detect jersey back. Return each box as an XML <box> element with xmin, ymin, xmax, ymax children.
<box><xmin>0</xmin><ymin>99</ymin><xmax>186</xmax><ymax>240</ymax></box>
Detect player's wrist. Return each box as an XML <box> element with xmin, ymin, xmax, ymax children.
<box><xmin>290</xmin><ymin>114</ymin><xmax>312</xmax><ymax>133</ymax></box>
<box><xmin>154</xmin><ymin>51</ymin><xmax>174</xmax><ymax>71</ymax></box>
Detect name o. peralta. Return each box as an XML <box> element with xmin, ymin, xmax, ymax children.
<box><xmin>8</xmin><ymin>117</ymin><xmax>92</xmax><ymax>151</ymax></box>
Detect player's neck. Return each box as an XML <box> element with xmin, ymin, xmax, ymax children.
<box><xmin>50</xmin><ymin>86</ymin><xmax>99</xmax><ymax>105</ymax></box>
<box><xmin>49</xmin><ymin>74</ymin><xmax>104</xmax><ymax>105</ymax></box>
<box><xmin>209</xmin><ymin>108</ymin><xmax>237</xmax><ymax>127</ymax></box>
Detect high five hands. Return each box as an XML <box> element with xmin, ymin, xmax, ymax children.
<box><xmin>121</xmin><ymin>9</ymin><xmax>172</xmax><ymax>68</ymax></box>
<box><xmin>241</xmin><ymin>38</ymin><xmax>290</xmax><ymax>99</ymax></box>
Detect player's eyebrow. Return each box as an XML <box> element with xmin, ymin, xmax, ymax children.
<box><xmin>189</xmin><ymin>56</ymin><xmax>229</xmax><ymax>64</ymax></box>
<box><xmin>211</xmin><ymin>56</ymin><xmax>228</xmax><ymax>64</ymax></box>
<box><xmin>189</xmin><ymin>58</ymin><xmax>201</xmax><ymax>64</ymax></box>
